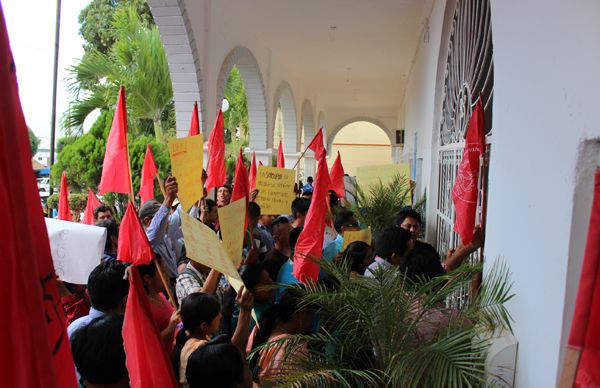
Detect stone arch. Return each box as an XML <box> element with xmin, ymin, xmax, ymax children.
<box><xmin>272</xmin><ymin>81</ymin><xmax>298</xmax><ymax>153</ymax></box>
<box><xmin>327</xmin><ymin>116</ymin><xmax>394</xmax><ymax>152</ymax></box>
<box><xmin>317</xmin><ymin>111</ymin><xmax>327</xmax><ymax>144</ymax></box>
<box><xmin>300</xmin><ymin>99</ymin><xmax>316</xmax><ymax>146</ymax></box>
<box><xmin>216</xmin><ymin>46</ymin><xmax>268</xmax><ymax>149</ymax></box>
<box><xmin>147</xmin><ymin>0</ymin><xmax>204</xmax><ymax>138</ymax></box>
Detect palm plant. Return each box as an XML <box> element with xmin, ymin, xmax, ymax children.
<box><xmin>250</xmin><ymin>260</ymin><xmax>514</xmax><ymax>387</ymax></box>
<box><xmin>351</xmin><ymin>173</ymin><xmax>425</xmax><ymax>237</ymax></box>
<box><xmin>63</xmin><ymin>6</ymin><xmax>173</xmax><ymax>141</ymax></box>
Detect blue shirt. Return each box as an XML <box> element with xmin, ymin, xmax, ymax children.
<box><xmin>275</xmin><ymin>259</ymin><xmax>299</xmax><ymax>303</ymax></box>
<box><xmin>67</xmin><ymin>307</ymin><xmax>106</xmax><ymax>338</ymax></box>
<box><xmin>145</xmin><ymin>205</ymin><xmax>179</xmax><ymax>278</ymax></box>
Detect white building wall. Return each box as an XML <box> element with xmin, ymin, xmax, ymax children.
<box><xmin>405</xmin><ymin>0</ymin><xmax>600</xmax><ymax>386</ymax></box>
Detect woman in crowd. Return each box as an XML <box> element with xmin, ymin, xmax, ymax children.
<box><xmin>342</xmin><ymin>241</ymin><xmax>374</xmax><ymax>278</ymax></box>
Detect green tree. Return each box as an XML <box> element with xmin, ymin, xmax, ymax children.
<box><xmin>223</xmin><ymin>66</ymin><xmax>249</xmax><ymax>141</ymax></box>
<box><xmin>64</xmin><ymin>6</ymin><xmax>174</xmax><ymax>141</ymax></box>
<box><xmin>79</xmin><ymin>0</ymin><xmax>153</xmax><ymax>55</ymax></box>
<box><xmin>52</xmin><ymin>111</ymin><xmax>171</xmax><ymax>216</ymax></box>
<box><xmin>28</xmin><ymin>127</ymin><xmax>41</xmax><ymax>155</ymax></box>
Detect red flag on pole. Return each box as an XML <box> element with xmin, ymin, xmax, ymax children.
<box><xmin>139</xmin><ymin>144</ymin><xmax>158</xmax><ymax>204</ymax></box>
<box><xmin>97</xmin><ymin>86</ymin><xmax>132</xmax><ymax>196</ymax></box>
<box><xmin>82</xmin><ymin>188</ymin><xmax>102</xmax><ymax>225</ymax></box>
<box><xmin>565</xmin><ymin>168</ymin><xmax>600</xmax><ymax>386</ymax></box>
<box><xmin>232</xmin><ymin>148</ymin><xmax>250</xmax><ymax>229</ymax></box>
<box><xmin>451</xmin><ymin>98</ymin><xmax>485</xmax><ymax>245</ymax></box>
<box><xmin>187</xmin><ymin>101</ymin><xmax>200</xmax><ymax>137</ymax></box>
<box><xmin>293</xmin><ymin>153</ymin><xmax>331</xmax><ymax>283</ymax></box>
<box><xmin>123</xmin><ymin>267</ymin><xmax>178</xmax><ymax>388</ymax></box>
<box><xmin>204</xmin><ymin>109</ymin><xmax>226</xmax><ymax>191</ymax></box>
<box><xmin>307</xmin><ymin>128</ymin><xmax>326</xmax><ymax>160</ymax></box>
<box><xmin>249</xmin><ymin>151</ymin><xmax>257</xmax><ymax>190</ymax></box>
<box><xmin>58</xmin><ymin>171</ymin><xmax>71</xmax><ymax>221</ymax></box>
<box><xmin>329</xmin><ymin>151</ymin><xmax>346</xmax><ymax>199</ymax></box>
<box><xmin>117</xmin><ymin>201</ymin><xmax>154</xmax><ymax>266</ymax></box>
<box><xmin>277</xmin><ymin>140</ymin><xmax>285</xmax><ymax>168</ymax></box>
<box><xmin>0</xmin><ymin>7</ymin><xmax>77</xmax><ymax>386</ymax></box>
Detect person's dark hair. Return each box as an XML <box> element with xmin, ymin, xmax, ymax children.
<box><xmin>205</xmin><ymin>198</ymin><xmax>217</xmax><ymax>213</ymax></box>
<box><xmin>344</xmin><ymin>241</ymin><xmax>372</xmax><ymax>274</ymax></box>
<box><xmin>171</xmin><ymin>293</ymin><xmax>221</xmax><ymax>374</ymax></box>
<box><xmin>253</xmin><ymin>289</ymin><xmax>302</xmax><ymax>350</ymax></box>
<box><xmin>329</xmin><ymin>190</ymin><xmax>340</xmax><ymax>208</ymax></box>
<box><xmin>248</xmin><ymin>202</ymin><xmax>261</xmax><ymax>220</ymax></box>
<box><xmin>291</xmin><ymin>197</ymin><xmax>311</xmax><ymax>218</ymax></box>
<box><xmin>375</xmin><ymin>227</ymin><xmax>412</xmax><ymax>263</ymax></box>
<box><xmin>307</xmin><ymin>176</ymin><xmax>313</xmax><ymax>183</ymax></box>
<box><xmin>186</xmin><ymin>334</ymin><xmax>244</xmax><ymax>388</ymax></box>
<box><xmin>334</xmin><ymin>209</ymin><xmax>356</xmax><ymax>233</ymax></box>
<box><xmin>219</xmin><ymin>184</ymin><xmax>232</xmax><ymax>193</ymax></box>
<box><xmin>289</xmin><ymin>227</ymin><xmax>304</xmax><ymax>251</ymax></box>
<box><xmin>240</xmin><ymin>263</ymin><xmax>264</xmax><ymax>293</ymax></box>
<box><xmin>93</xmin><ymin>204</ymin><xmax>112</xmax><ymax>220</ymax></box>
<box><xmin>87</xmin><ymin>261</ymin><xmax>129</xmax><ymax>312</ymax></box>
<box><xmin>137</xmin><ymin>259</ymin><xmax>157</xmax><ymax>280</ymax></box>
<box><xmin>271</xmin><ymin>216</ymin><xmax>290</xmax><ymax>236</ymax></box>
<box><xmin>402</xmin><ymin>248</ymin><xmax>445</xmax><ymax>282</ymax></box>
<box><xmin>96</xmin><ymin>219</ymin><xmax>119</xmax><ymax>252</ymax></box>
<box><xmin>396</xmin><ymin>208</ymin><xmax>422</xmax><ymax>227</ymax></box>
<box><xmin>70</xmin><ymin>314</ymin><xmax>127</xmax><ymax>385</ymax></box>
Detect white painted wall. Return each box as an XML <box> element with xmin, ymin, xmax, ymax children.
<box><xmin>403</xmin><ymin>0</ymin><xmax>600</xmax><ymax>386</ymax></box>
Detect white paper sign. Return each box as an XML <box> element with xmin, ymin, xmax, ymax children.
<box><xmin>45</xmin><ymin>218</ymin><xmax>107</xmax><ymax>284</ymax></box>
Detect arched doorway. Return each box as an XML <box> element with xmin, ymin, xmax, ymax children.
<box><xmin>328</xmin><ymin>121</ymin><xmax>393</xmax><ymax>177</ymax></box>
<box><xmin>272</xmin><ymin>81</ymin><xmax>298</xmax><ymax>157</ymax></box>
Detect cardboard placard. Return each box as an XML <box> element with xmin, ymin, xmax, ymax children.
<box><xmin>255</xmin><ymin>166</ymin><xmax>296</xmax><ymax>215</ymax></box>
<box><xmin>169</xmin><ymin>135</ymin><xmax>204</xmax><ymax>211</ymax></box>
<box><xmin>217</xmin><ymin>198</ymin><xmax>247</xmax><ymax>266</ymax></box>
<box><xmin>342</xmin><ymin>227</ymin><xmax>373</xmax><ymax>251</ymax></box>
<box><xmin>45</xmin><ymin>218</ymin><xmax>107</xmax><ymax>284</ymax></box>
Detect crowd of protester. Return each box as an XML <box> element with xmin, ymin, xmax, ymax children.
<box><xmin>59</xmin><ymin>173</ymin><xmax>482</xmax><ymax>388</ymax></box>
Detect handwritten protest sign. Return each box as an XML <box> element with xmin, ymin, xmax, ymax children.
<box><xmin>218</xmin><ymin>198</ymin><xmax>246</xmax><ymax>266</ymax></box>
<box><xmin>45</xmin><ymin>219</ymin><xmax>107</xmax><ymax>284</ymax></box>
<box><xmin>181</xmin><ymin>213</ymin><xmax>254</xmax><ymax>320</ymax></box>
<box><xmin>181</xmin><ymin>213</ymin><xmax>243</xmax><ymax>286</ymax></box>
<box><xmin>342</xmin><ymin>227</ymin><xmax>373</xmax><ymax>251</ymax></box>
<box><xmin>255</xmin><ymin>166</ymin><xmax>296</xmax><ymax>215</ymax></box>
<box><xmin>169</xmin><ymin>135</ymin><xmax>204</xmax><ymax>211</ymax></box>
<box><xmin>356</xmin><ymin>163</ymin><xmax>412</xmax><ymax>204</ymax></box>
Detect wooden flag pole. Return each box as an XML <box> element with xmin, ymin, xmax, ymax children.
<box><xmin>155</xmin><ymin>172</ymin><xmax>167</xmax><ymax>198</ymax></box>
<box><xmin>155</xmin><ymin>256</ymin><xmax>177</xmax><ymax>308</ymax></box>
<box><xmin>291</xmin><ymin>146</ymin><xmax>310</xmax><ymax>170</ymax></box>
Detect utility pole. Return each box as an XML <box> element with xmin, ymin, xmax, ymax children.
<box><xmin>49</xmin><ymin>0</ymin><xmax>61</xmax><ymax>195</ymax></box>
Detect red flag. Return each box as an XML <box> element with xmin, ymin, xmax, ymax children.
<box><xmin>123</xmin><ymin>267</ymin><xmax>178</xmax><ymax>387</ymax></box>
<box><xmin>187</xmin><ymin>101</ymin><xmax>200</xmax><ymax>137</ymax></box>
<box><xmin>451</xmin><ymin>98</ymin><xmax>485</xmax><ymax>245</ymax></box>
<box><xmin>204</xmin><ymin>109</ymin><xmax>226</xmax><ymax>191</ymax></box>
<box><xmin>249</xmin><ymin>151</ymin><xmax>257</xmax><ymax>190</ymax></box>
<box><xmin>82</xmin><ymin>189</ymin><xmax>102</xmax><ymax>225</ymax></box>
<box><xmin>0</xmin><ymin>7</ymin><xmax>77</xmax><ymax>386</ymax></box>
<box><xmin>566</xmin><ymin>168</ymin><xmax>600</xmax><ymax>386</ymax></box>
<box><xmin>277</xmin><ymin>140</ymin><xmax>285</xmax><ymax>168</ymax></box>
<box><xmin>139</xmin><ymin>144</ymin><xmax>158</xmax><ymax>204</ymax></box>
<box><xmin>293</xmin><ymin>153</ymin><xmax>331</xmax><ymax>283</ymax></box>
<box><xmin>329</xmin><ymin>151</ymin><xmax>346</xmax><ymax>198</ymax></box>
<box><xmin>306</xmin><ymin>128</ymin><xmax>326</xmax><ymax>160</ymax></box>
<box><xmin>232</xmin><ymin>148</ymin><xmax>250</xmax><ymax>229</ymax></box>
<box><xmin>118</xmin><ymin>201</ymin><xmax>154</xmax><ymax>266</ymax></box>
<box><xmin>97</xmin><ymin>86</ymin><xmax>132</xmax><ymax>196</ymax></box>
<box><xmin>58</xmin><ymin>171</ymin><xmax>71</xmax><ymax>221</ymax></box>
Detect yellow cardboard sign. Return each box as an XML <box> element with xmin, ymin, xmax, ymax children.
<box><xmin>342</xmin><ymin>227</ymin><xmax>373</xmax><ymax>251</ymax></box>
<box><xmin>181</xmin><ymin>213</ymin><xmax>255</xmax><ymax>321</ymax></box>
<box><xmin>181</xmin><ymin>213</ymin><xmax>241</xmax><ymax>283</ymax></box>
<box><xmin>218</xmin><ymin>198</ymin><xmax>247</xmax><ymax>266</ymax></box>
<box><xmin>169</xmin><ymin>135</ymin><xmax>204</xmax><ymax>211</ymax></box>
<box><xmin>356</xmin><ymin>163</ymin><xmax>412</xmax><ymax>204</ymax></box>
<box><xmin>255</xmin><ymin>166</ymin><xmax>296</xmax><ymax>215</ymax></box>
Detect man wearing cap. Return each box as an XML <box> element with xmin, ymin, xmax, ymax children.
<box><xmin>139</xmin><ymin>176</ymin><xmax>182</xmax><ymax>279</ymax></box>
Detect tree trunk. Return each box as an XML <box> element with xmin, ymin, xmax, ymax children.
<box><xmin>153</xmin><ymin>117</ymin><xmax>163</xmax><ymax>142</ymax></box>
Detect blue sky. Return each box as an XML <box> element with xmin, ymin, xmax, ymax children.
<box><xmin>3</xmin><ymin>0</ymin><xmax>93</xmax><ymax>149</ymax></box>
